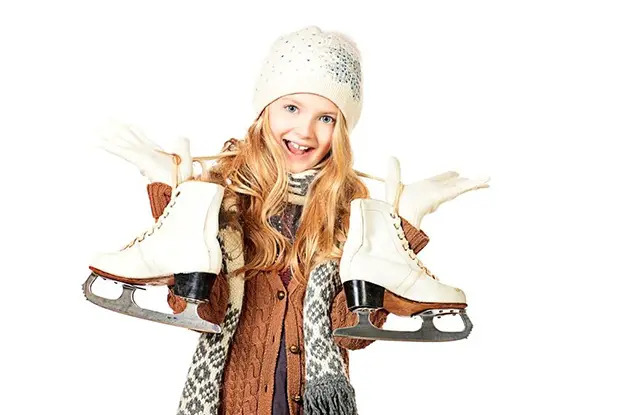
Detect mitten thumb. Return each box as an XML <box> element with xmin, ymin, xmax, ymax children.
<box><xmin>385</xmin><ymin>156</ymin><xmax>402</xmax><ymax>208</ymax></box>
<box><xmin>173</xmin><ymin>136</ymin><xmax>193</xmax><ymax>183</ymax></box>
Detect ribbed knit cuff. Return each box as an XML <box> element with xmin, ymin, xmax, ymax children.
<box><xmin>400</xmin><ymin>216</ymin><xmax>429</xmax><ymax>253</ymax></box>
<box><xmin>146</xmin><ymin>182</ymin><xmax>172</xmax><ymax>221</ymax></box>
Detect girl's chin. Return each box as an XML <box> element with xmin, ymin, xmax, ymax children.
<box><xmin>284</xmin><ymin>151</ymin><xmax>319</xmax><ymax>172</ymax></box>
<box><xmin>286</xmin><ymin>153</ymin><xmax>330</xmax><ymax>174</ymax></box>
<box><xmin>287</xmin><ymin>162</ymin><xmax>314</xmax><ymax>174</ymax></box>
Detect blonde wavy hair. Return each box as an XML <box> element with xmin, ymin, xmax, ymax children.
<box><xmin>197</xmin><ymin>105</ymin><xmax>369</xmax><ymax>285</ymax></box>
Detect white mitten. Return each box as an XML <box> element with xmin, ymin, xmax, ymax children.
<box><xmin>385</xmin><ymin>156</ymin><xmax>490</xmax><ymax>229</ymax></box>
<box><xmin>96</xmin><ymin>120</ymin><xmax>193</xmax><ymax>187</ymax></box>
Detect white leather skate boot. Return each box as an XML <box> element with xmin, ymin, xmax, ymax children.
<box><xmin>335</xmin><ymin>198</ymin><xmax>473</xmax><ymax>342</ymax></box>
<box><xmin>83</xmin><ymin>180</ymin><xmax>224</xmax><ymax>333</ymax></box>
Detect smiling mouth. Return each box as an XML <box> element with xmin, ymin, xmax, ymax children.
<box><xmin>283</xmin><ymin>139</ymin><xmax>313</xmax><ymax>155</ymax></box>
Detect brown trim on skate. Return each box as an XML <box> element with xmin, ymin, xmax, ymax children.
<box><xmin>383</xmin><ymin>290</ymin><xmax>467</xmax><ymax>317</ymax></box>
<box><xmin>400</xmin><ymin>217</ymin><xmax>429</xmax><ymax>254</ymax></box>
<box><xmin>88</xmin><ymin>266</ymin><xmax>175</xmax><ymax>286</ymax></box>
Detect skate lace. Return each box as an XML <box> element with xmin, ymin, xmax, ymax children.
<box><xmin>122</xmin><ymin>188</ymin><xmax>182</xmax><ymax>249</ymax></box>
<box><xmin>389</xmin><ymin>182</ymin><xmax>439</xmax><ymax>281</ymax></box>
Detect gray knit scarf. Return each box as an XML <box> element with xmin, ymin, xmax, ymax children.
<box><xmin>176</xmin><ymin>168</ymin><xmax>357</xmax><ymax>415</ymax></box>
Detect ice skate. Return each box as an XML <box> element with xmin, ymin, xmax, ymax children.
<box><xmin>335</xmin><ymin>197</ymin><xmax>472</xmax><ymax>342</ymax></box>
<box><xmin>83</xmin><ymin>180</ymin><xmax>225</xmax><ymax>333</ymax></box>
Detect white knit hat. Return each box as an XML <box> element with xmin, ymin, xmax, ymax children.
<box><xmin>252</xmin><ymin>25</ymin><xmax>363</xmax><ymax>134</ymax></box>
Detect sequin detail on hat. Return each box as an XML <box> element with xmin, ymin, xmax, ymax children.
<box><xmin>326</xmin><ymin>46</ymin><xmax>362</xmax><ymax>101</ymax></box>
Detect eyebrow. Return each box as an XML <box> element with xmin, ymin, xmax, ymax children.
<box><xmin>282</xmin><ymin>97</ymin><xmax>337</xmax><ymax>116</ymax></box>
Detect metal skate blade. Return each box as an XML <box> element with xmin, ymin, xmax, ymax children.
<box><xmin>82</xmin><ymin>272</ymin><xmax>221</xmax><ymax>333</ymax></box>
<box><xmin>333</xmin><ymin>309</ymin><xmax>473</xmax><ymax>342</ymax></box>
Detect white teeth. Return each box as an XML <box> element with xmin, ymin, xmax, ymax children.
<box><xmin>288</xmin><ymin>141</ymin><xmax>309</xmax><ymax>151</ymax></box>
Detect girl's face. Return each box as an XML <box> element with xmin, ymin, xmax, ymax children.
<box><xmin>268</xmin><ymin>93</ymin><xmax>338</xmax><ymax>173</ymax></box>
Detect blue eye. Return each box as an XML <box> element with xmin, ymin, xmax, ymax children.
<box><xmin>321</xmin><ymin>115</ymin><xmax>335</xmax><ymax>124</ymax></box>
<box><xmin>283</xmin><ymin>104</ymin><xmax>335</xmax><ymax>124</ymax></box>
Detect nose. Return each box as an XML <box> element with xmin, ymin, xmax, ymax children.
<box><xmin>293</xmin><ymin>117</ymin><xmax>316</xmax><ymax>141</ymax></box>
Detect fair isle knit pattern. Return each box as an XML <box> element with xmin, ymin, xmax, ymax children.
<box><xmin>287</xmin><ymin>168</ymin><xmax>320</xmax><ymax>205</ymax></box>
<box><xmin>176</xmin><ymin>223</ymin><xmax>245</xmax><ymax>415</ymax></box>
<box><xmin>176</xmin><ymin>168</ymin><xmax>322</xmax><ymax>414</ymax></box>
<box><xmin>176</xmin><ymin>276</ymin><xmax>244</xmax><ymax>414</ymax></box>
<box><xmin>303</xmin><ymin>260</ymin><xmax>358</xmax><ymax>415</ymax></box>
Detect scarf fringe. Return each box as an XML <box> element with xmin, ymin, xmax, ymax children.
<box><xmin>303</xmin><ymin>375</ymin><xmax>359</xmax><ymax>415</ymax></box>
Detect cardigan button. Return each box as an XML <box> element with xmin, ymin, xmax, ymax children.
<box><xmin>277</xmin><ymin>291</ymin><xmax>286</xmax><ymax>300</ymax></box>
<box><xmin>292</xmin><ymin>394</ymin><xmax>302</xmax><ymax>403</ymax></box>
<box><xmin>289</xmin><ymin>345</ymin><xmax>300</xmax><ymax>354</ymax></box>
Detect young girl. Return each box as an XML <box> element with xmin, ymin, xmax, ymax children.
<box><xmin>96</xmin><ymin>25</ymin><xmax>485</xmax><ymax>415</ymax></box>
<box><xmin>98</xmin><ymin>26</ymin><xmax>389</xmax><ymax>415</ymax></box>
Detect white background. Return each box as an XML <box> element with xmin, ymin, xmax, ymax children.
<box><xmin>1</xmin><ymin>1</ymin><xmax>628</xmax><ymax>414</ymax></box>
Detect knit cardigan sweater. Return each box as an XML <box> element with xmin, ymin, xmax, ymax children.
<box><xmin>146</xmin><ymin>176</ymin><xmax>427</xmax><ymax>415</ymax></box>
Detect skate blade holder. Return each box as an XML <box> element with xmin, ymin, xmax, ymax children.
<box><xmin>82</xmin><ymin>272</ymin><xmax>221</xmax><ymax>333</ymax></box>
<box><xmin>333</xmin><ymin>308</ymin><xmax>473</xmax><ymax>342</ymax></box>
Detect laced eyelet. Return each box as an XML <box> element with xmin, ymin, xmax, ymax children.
<box><xmin>122</xmin><ymin>197</ymin><xmax>173</xmax><ymax>248</ymax></box>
